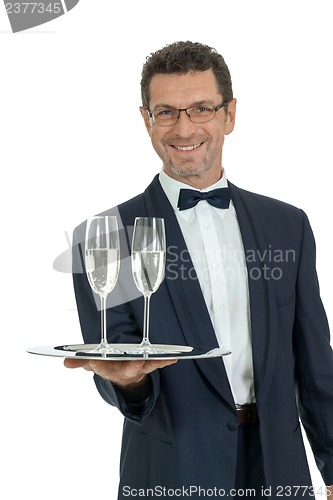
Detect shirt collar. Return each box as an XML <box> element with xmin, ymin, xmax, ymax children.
<box><xmin>158</xmin><ymin>168</ymin><xmax>229</xmax><ymax>219</ymax></box>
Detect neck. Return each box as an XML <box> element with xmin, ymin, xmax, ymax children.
<box><xmin>163</xmin><ymin>167</ymin><xmax>224</xmax><ymax>189</ymax></box>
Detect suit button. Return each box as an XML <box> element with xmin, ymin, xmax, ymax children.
<box><xmin>227</xmin><ymin>421</ymin><xmax>238</xmax><ymax>431</ymax></box>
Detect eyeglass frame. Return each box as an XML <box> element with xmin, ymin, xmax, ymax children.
<box><xmin>146</xmin><ymin>100</ymin><xmax>228</xmax><ymax>126</ymax></box>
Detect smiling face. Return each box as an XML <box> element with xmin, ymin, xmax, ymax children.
<box><xmin>140</xmin><ymin>69</ymin><xmax>236</xmax><ymax>189</ymax></box>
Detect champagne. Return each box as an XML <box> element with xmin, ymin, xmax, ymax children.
<box><xmin>132</xmin><ymin>250</ymin><xmax>165</xmax><ymax>296</ymax></box>
<box><xmin>86</xmin><ymin>248</ymin><xmax>120</xmax><ymax>297</ymax></box>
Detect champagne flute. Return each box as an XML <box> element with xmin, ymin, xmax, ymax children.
<box><xmin>84</xmin><ymin>216</ymin><xmax>122</xmax><ymax>356</ymax></box>
<box><xmin>128</xmin><ymin>217</ymin><xmax>166</xmax><ymax>355</ymax></box>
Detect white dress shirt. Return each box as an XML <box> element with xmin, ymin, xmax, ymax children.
<box><xmin>159</xmin><ymin>168</ymin><xmax>255</xmax><ymax>405</ymax></box>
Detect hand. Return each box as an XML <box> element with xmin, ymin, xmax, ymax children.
<box><xmin>327</xmin><ymin>485</ymin><xmax>333</xmax><ymax>498</ymax></box>
<box><xmin>64</xmin><ymin>357</ymin><xmax>177</xmax><ymax>389</ymax></box>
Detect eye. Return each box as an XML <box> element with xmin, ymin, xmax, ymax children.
<box><xmin>155</xmin><ymin>108</ymin><xmax>175</xmax><ymax>117</ymax></box>
<box><xmin>194</xmin><ymin>105</ymin><xmax>213</xmax><ymax>114</ymax></box>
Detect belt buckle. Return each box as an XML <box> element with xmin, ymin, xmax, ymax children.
<box><xmin>237</xmin><ymin>404</ymin><xmax>258</xmax><ymax>425</ymax></box>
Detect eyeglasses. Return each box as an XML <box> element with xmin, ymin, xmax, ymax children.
<box><xmin>147</xmin><ymin>101</ymin><xmax>228</xmax><ymax>126</ymax></box>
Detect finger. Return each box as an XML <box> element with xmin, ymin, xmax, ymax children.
<box><xmin>141</xmin><ymin>359</ymin><xmax>178</xmax><ymax>374</ymax></box>
<box><xmin>63</xmin><ymin>358</ymin><xmax>93</xmax><ymax>370</ymax></box>
<box><xmin>88</xmin><ymin>360</ymin><xmax>144</xmax><ymax>381</ymax></box>
<box><xmin>115</xmin><ymin>359</ymin><xmax>177</xmax><ymax>379</ymax></box>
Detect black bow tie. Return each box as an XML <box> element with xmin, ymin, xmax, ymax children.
<box><xmin>177</xmin><ymin>187</ymin><xmax>231</xmax><ymax>211</ymax></box>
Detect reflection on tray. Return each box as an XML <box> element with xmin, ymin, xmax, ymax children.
<box><xmin>56</xmin><ymin>343</ymin><xmax>194</xmax><ymax>357</ymax></box>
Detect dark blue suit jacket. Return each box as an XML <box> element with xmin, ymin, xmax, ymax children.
<box><xmin>72</xmin><ymin>176</ymin><xmax>333</xmax><ymax>498</ymax></box>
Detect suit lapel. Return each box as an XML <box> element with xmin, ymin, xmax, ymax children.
<box><xmin>229</xmin><ymin>183</ymin><xmax>278</xmax><ymax>407</ymax></box>
<box><xmin>143</xmin><ymin>176</ymin><xmax>235</xmax><ymax>409</ymax></box>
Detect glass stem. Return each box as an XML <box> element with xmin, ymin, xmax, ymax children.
<box><xmin>101</xmin><ymin>295</ymin><xmax>108</xmax><ymax>345</ymax></box>
<box><xmin>142</xmin><ymin>294</ymin><xmax>151</xmax><ymax>346</ymax></box>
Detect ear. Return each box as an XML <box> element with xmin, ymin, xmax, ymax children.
<box><xmin>224</xmin><ymin>98</ymin><xmax>237</xmax><ymax>135</ymax></box>
<box><xmin>140</xmin><ymin>106</ymin><xmax>153</xmax><ymax>137</ymax></box>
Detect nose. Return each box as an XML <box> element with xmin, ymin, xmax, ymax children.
<box><xmin>172</xmin><ymin>109</ymin><xmax>198</xmax><ymax>136</ymax></box>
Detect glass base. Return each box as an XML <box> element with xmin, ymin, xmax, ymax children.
<box><xmin>77</xmin><ymin>341</ymin><xmax>123</xmax><ymax>357</ymax></box>
<box><xmin>126</xmin><ymin>341</ymin><xmax>167</xmax><ymax>356</ymax></box>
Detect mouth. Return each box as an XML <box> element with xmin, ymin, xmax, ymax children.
<box><xmin>171</xmin><ymin>142</ymin><xmax>203</xmax><ymax>152</ymax></box>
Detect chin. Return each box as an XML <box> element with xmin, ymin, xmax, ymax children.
<box><xmin>169</xmin><ymin>163</ymin><xmax>208</xmax><ymax>178</ymax></box>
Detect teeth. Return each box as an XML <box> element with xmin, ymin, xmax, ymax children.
<box><xmin>173</xmin><ymin>143</ymin><xmax>201</xmax><ymax>151</ymax></box>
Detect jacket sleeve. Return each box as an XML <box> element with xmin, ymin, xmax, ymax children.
<box><xmin>293</xmin><ymin>210</ymin><xmax>333</xmax><ymax>485</ymax></box>
<box><xmin>71</xmin><ymin>223</ymin><xmax>160</xmax><ymax>423</ymax></box>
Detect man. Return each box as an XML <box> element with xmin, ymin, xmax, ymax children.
<box><xmin>65</xmin><ymin>41</ymin><xmax>333</xmax><ymax>498</ymax></box>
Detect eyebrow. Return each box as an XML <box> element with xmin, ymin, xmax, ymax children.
<box><xmin>152</xmin><ymin>100</ymin><xmax>215</xmax><ymax>109</ymax></box>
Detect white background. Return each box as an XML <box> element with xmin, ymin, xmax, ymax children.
<box><xmin>1</xmin><ymin>1</ymin><xmax>332</xmax><ymax>498</ymax></box>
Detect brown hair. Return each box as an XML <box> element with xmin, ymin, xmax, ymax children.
<box><xmin>141</xmin><ymin>41</ymin><xmax>233</xmax><ymax>109</ymax></box>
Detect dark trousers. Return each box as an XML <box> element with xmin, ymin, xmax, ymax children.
<box><xmin>234</xmin><ymin>424</ymin><xmax>266</xmax><ymax>497</ymax></box>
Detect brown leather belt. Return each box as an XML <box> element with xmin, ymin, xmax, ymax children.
<box><xmin>237</xmin><ymin>404</ymin><xmax>259</xmax><ymax>425</ymax></box>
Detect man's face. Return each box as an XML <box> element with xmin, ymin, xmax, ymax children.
<box><xmin>140</xmin><ymin>69</ymin><xmax>236</xmax><ymax>187</ymax></box>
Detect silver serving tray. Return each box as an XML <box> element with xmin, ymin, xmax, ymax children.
<box><xmin>26</xmin><ymin>343</ymin><xmax>231</xmax><ymax>361</ymax></box>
